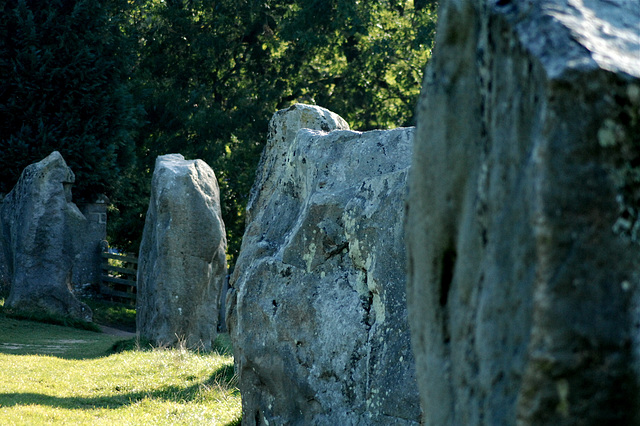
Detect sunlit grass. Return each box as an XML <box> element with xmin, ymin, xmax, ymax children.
<box><xmin>0</xmin><ymin>317</ymin><xmax>241</xmax><ymax>425</ymax></box>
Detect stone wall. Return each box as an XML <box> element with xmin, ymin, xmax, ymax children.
<box><xmin>73</xmin><ymin>195</ymin><xmax>109</xmax><ymax>287</ymax></box>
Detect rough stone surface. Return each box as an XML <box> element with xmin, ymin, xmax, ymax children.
<box><xmin>1</xmin><ymin>151</ymin><xmax>91</xmax><ymax>321</ymax></box>
<box><xmin>0</xmin><ymin>196</ymin><xmax>8</xmax><ymax>287</ymax></box>
<box><xmin>227</xmin><ymin>104</ymin><xmax>421</xmax><ymax>425</ymax></box>
<box><xmin>137</xmin><ymin>154</ymin><xmax>226</xmax><ymax>350</ymax></box>
<box><xmin>406</xmin><ymin>1</ymin><xmax>640</xmax><ymax>424</ymax></box>
<box><xmin>0</xmin><ymin>193</ymin><xmax>107</xmax><ymax>293</ymax></box>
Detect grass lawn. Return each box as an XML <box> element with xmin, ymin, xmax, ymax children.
<box><xmin>83</xmin><ymin>298</ymin><xmax>137</xmax><ymax>332</ymax></box>
<box><xmin>0</xmin><ymin>314</ymin><xmax>241</xmax><ymax>425</ymax></box>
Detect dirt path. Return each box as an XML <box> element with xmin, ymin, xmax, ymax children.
<box><xmin>98</xmin><ymin>325</ymin><xmax>136</xmax><ymax>337</ymax></box>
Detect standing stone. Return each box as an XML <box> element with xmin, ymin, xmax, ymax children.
<box><xmin>0</xmin><ymin>194</ymin><xmax>8</xmax><ymax>288</ymax></box>
<box><xmin>406</xmin><ymin>1</ymin><xmax>640</xmax><ymax>424</ymax></box>
<box><xmin>227</xmin><ymin>104</ymin><xmax>421</xmax><ymax>425</ymax></box>
<box><xmin>1</xmin><ymin>151</ymin><xmax>91</xmax><ymax>321</ymax></box>
<box><xmin>137</xmin><ymin>154</ymin><xmax>227</xmax><ymax>350</ymax></box>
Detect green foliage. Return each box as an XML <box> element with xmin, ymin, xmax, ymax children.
<box><xmin>0</xmin><ymin>0</ymin><xmax>141</xmax><ymax>201</ymax></box>
<box><xmin>278</xmin><ymin>0</ymin><xmax>437</xmax><ymax>130</ymax></box>
<box><xmin>109</xmin><ymin>0</ymin><xmax>437</xmax><ymax>266</ymax></box>
<box><xmin>0</xmin><ymin>0</ymin><xmax>436</xmax><ymax>265</ymax></box>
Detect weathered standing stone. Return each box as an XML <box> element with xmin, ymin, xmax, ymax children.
<box><xmin>406</xmin><ymin>1</ymin><xmax>640</xmax><ymax>424</ymax></box>
<box><xmin>1</xmin><ymin>151</ymin><xmax>91</xmax><ymax>321</ymax></box>
<box><xmin>1</xmin><ymin>192</ymin><xmax>109</xmax><ymax>294</ymax></box>
<box><xmin>137</xmin><ymin>154</ymin><xmax>227</xmax><ymax>350</ymax></box>
<box><xmin>227</xmin><ymin>104</ymin><xmax>421</xmax><ymax>425</ymax></box>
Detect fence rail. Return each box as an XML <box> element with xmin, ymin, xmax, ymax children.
<box><xmin>100</xmin><ymin>251</ymin><xmax>138</xmax><ymax>304</ymax></box>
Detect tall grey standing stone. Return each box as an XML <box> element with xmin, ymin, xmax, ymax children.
<box><xmin>1</xmin><ymin>151</ymin><xmax>91</xmax><ymax>321</ymax></box>
<box><xmin>227</xmin><ymin>104</ymin><xmax>421</xmax><ymax>425</ymax></box>
<box><xmin>137</xmin><ymin>154</ymin><xmax>227</xmax><ymax>350</ymax></box>
<box><xmin>406</xmin><ymin>1</ymin><xmax>640</xmax><ymax>424</ymax></box>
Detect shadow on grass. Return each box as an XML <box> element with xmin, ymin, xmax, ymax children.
<box><xmin>108</xmin><ymin>331</ymin><xmax>234</xmax><ymax>356</ymax></box>
<box><xmin>0</xmin><ymin>364</ymin><xmax>240</xmax><ymax>424</ymax></box>
<box><xmin>1</xmin><ymin>307</ymin><xmax>101</xmax><ymax>332</ymax></box>
<box><xmin>0</xmin><ymin>315</ymin><xmax>127</xmax><ymax>360</ymax></box>
<box><xmin>0</xmin><ymin>309</ymin><xmax>234</xmax><ymax>360</ymax></box>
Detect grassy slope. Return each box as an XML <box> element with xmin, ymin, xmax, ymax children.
<box><xmin>0</xmin><ymin>315</ymin><xmax>122</xmax><ymax>359</ymax></box>
<box><xmin>0</xmin><ymin>316</ymin><xmax>241</xmax><ymax>425</ymax></box>
<box><xmin>83</xmin><ymin>298</ymin><xmax>137</xmax><ymax>332</ymax></box>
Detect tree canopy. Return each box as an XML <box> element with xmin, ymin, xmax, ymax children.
<box><xmin>0</xmin><ymin>0</ymin><xmax>437</xmax><ymax>267</ymax></box>
<box><xmin>0</xmin><ymin>0</ymin><xmax>140</xmax><ymax>201</ymax></box>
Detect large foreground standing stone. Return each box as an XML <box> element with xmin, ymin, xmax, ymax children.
<box><xmin>1</xmin><ymin>151</ymin><xmax>91</xmax><ymax>321</ymax></box>
<box><xmin>137</xmin><ymin>154</ymin><xmax>227</xmax><ymax>350</ymax></box>
<box><xmin>407</xmin><ymin>1</ymin><xmax>640</xmax><ymax>424</ymax></box>
<box><xmin>228</xmin><ymin>104</ymin><xmax>421</xmax><ymax>425</ymax></box>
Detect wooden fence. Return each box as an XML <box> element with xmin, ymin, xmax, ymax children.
<box><xmin>100</xmin><ymin>251</ymin><xmax>138</xmax><ymax>304</ymax></box>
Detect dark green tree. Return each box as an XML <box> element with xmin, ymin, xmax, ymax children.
<box><xmin>108</xmin><ymin>0</ymin><xmax>288</xmax><ymax>260</ymax></box>
<box><xmin>0</xmin><ymin>0</ymin><xmax>140</xmax><ymax>201</ymax></box>
<box><xmin>109</xmin><ymin>0</ymin><xmax>437</xmax><ymax>266</ymax></box>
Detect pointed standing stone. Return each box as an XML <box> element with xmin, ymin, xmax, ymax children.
<box><xmin>1</xmin><ymin>151</ymin><xmax>91</xmax><ymax>321</ymax></box>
